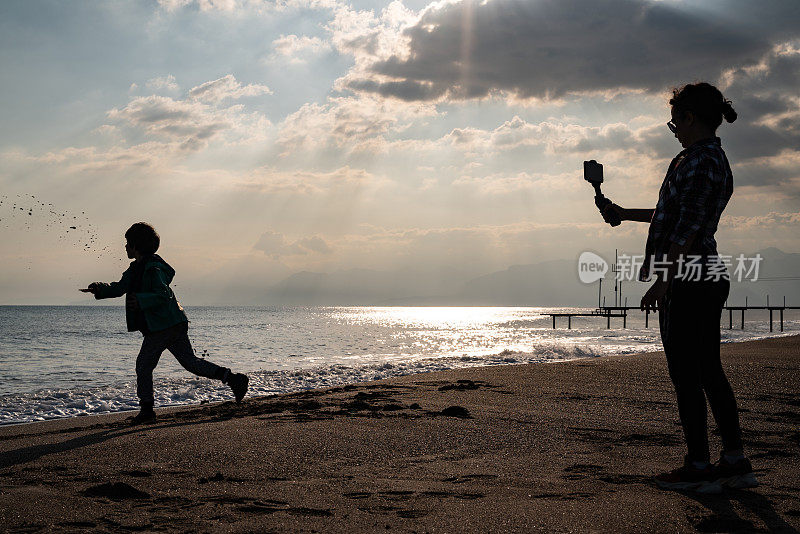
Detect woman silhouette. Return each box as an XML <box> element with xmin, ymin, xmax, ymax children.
<box><xmin>604</xmin><ymin>82</ymin><xmax>756</xmax><ymax>492</ymax></box>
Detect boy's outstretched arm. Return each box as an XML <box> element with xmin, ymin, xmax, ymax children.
<box><xmin>89</xmin><ymin>269</ymin><xmax>133</xmax><ymax>300</ymax></box>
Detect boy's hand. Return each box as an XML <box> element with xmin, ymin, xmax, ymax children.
<box><xmin>126</xmin><ymin>293</ymin><xmax>139</xmax><ymax>310</ymax></box>
<box><xmin>80</xmin><ymin>282</ymin><xmax>101</xmax><ymax>294</ymax></box>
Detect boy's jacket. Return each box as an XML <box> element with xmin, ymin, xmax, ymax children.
<box><xmin>93</xmin><ymin>255</ymin><xmax>188</xmax><ymax>333</ymax></box>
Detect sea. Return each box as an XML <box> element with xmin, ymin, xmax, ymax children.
<box><xmin>1</xmin><ymin>305</ymin><xmax>797</xmax><ymax>425</ymax></box>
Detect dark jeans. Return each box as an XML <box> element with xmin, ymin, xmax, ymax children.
<box><xmin>659</xmin><ymin>278</ymin><xmax>743</xmax><ymax>462</ymax></box>
<box><xmin>136</xmin><ymin>322</ymin><xmax>228</xmax><ymax>404</ymax></box>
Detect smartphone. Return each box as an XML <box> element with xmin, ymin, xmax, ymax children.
<box><xmin>583</xmin><ymin>160</ymin><xmax>603</xmax><ymax>184</ymax></box>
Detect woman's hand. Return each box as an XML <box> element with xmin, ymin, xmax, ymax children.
<box><xmin>640</xmin><ymin>280</ymin><xmax>668</xmax><ymax>312</ymax></box>
<box><xmin>602</xmin><ymin>203</ymin><xmax>625</xmax><ymax>222</ymax></box>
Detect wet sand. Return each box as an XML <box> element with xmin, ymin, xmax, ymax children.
<box><xmin>1</xmin><ymin>335</ymin><xmax>798</xmax><ymax>533</ymax></box>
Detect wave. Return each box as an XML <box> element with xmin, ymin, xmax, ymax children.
<box><xmin>0</xmin><ymin>342</ymin><xmax>606</xmax><ymax>425</ymax></box>
<box><xmin>3</xmin><ymin>328</ymin><xmax>795</xmax><ymax>426</ymax></box>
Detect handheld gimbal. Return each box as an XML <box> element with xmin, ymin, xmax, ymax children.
<box><xmin>583</xmin><ymin>160</ymin><xmax>620</xmax><ymax>227</ymax></box>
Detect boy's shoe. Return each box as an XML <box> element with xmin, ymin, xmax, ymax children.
<box><xmin>228</xmin><ymin>373</ymin><xmax>249</xmax><ymax>403</ymax></box>
<box><xmin>712</xmin><ymin>454</ymin><xmax>758</xmax><ymax>489</ymax></box>
<box><xmin>655</xmin><ymin>459</ymin><xmax>722</xmax><ymax>493</ymax></box>
<box><xmin>129</xmin><ymin>407</ymin><xmax>156</xmax><ymax>425</ymax></box>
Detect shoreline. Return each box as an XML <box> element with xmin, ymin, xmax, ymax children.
<box><xmin>0</xmin><ymin>332</ymin><xmax>800</xmax><ymax>434</ymax></box>
<box><xmin>0</xmin><ymin>332</ymin><xmax>800</xmax><ymax>428</ymax></box>
<box><xmin>1</xmin><ymin>335</ymin><xmax>798</xmax><ymax>532</ymax></box>
<box><xmin>3</xmin><ymin>331</ymin><xmax>799</xmax><ymax>429</ymax></box>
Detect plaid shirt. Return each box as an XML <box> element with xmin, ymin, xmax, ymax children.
<box><xmin>640</xmin><ymin>137</ymin><xmax>733</xmax><ymax>281</ymax></box>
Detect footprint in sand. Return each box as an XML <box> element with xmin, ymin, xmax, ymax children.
<box><xmin>198</xmin><ymin>472</ymin><xmax>246</xmax><ymax>484</ymax></box>
<box><xmin>438</xmin><ymin>380</ymin><xmax>481</xmax><ymax>391</ymax></box>
<box><xmin>120</xmin><ymin>470</ymin><xmax>151</xmax><ymax>478</ymax></box>
<box><xmin>378</xmin><ymin>490</ymin><xmax>415</xmax><ymax>501</ymax></box>
<box><xmin>442</xmin><ymin>474</ymin><xmax>498</xmax><ymax>484</ymax></box>
<box><xmin>562</xmin><ymin>464</ymin><xmax>604</xmax><ymax>480</ymax></box>
<box><xmin>530</xmin><ymin>492</ymin><xmax>593</xmax><ymax>501</ymax></box>
<box><xmin>83</xmin><ymin>482</ymin><xmax>150</xmax><ymax>500</ymax></box>
<box><xmin>396</xmin><ymin>509</ymin><xmax>429</xmax><ymax>519</ymax></box>
<box><xmin>437</xmin><ymin>406</ymin><xmax>472</xmax><ymax>418</ymax></box>
<box><xmin>598</xmin><ymin>473</ymin><xmax>652</xmax><ymax>485</ymax></box>
<box><xmin>343</xmin><ymin>491</ymin><xmax>372</xmax><ymax>499</ymax></box>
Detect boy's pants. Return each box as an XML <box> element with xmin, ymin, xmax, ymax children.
<box><xmin>659</xmin><ymin>277</ymin><xmax>743</xmax><ymax>463</ymax></box>
<box><xmin>136</xmin><ymin>322</ymin><xmax>228</xmax><ymax>404</ymax></box>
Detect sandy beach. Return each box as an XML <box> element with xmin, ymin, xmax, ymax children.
<box><xmin>0</xmin><ymin>335</ymin><xmax>798</xmax><ymax>533</ymax></box>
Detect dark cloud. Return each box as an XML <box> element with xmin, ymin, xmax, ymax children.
<box><xmin>346</xmin><ymin>79</ymin><xmax>446</xmax><ymax>102</ymax></box>
<box><xmin>720</xmin><ymin>51</ymin><xmax>800</xmax><ymax>162</ymax></box>
<box><xmin>347</xmin><ymin>0</ymin><xmax>798</xmax><ymax>101</ymax></box>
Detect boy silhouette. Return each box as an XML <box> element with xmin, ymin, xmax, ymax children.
<box><xmin>83</xmin><ymin>222</ymin><xmax>248</xmax><ymax>424</ymax></box>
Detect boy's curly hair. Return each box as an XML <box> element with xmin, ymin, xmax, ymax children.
<box><xmin>125</xmin><ymin>222</ymin><xmax>160</xmax><ymax>255</ymax></box>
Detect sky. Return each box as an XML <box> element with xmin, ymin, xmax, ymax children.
<box><xmin>0</xmin><ymin>0</ymin><xmax>798</xmax><ymax>304</ymax></box>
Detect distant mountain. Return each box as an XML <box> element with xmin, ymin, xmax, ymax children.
<box><xmin>259</xmin><ymin>267</ymin><xmax>473</xmax><ymax>305</ymax></box>
<box><xmin>255</xmin><ymin>260</ymin><xmax>603</xmax><ymax>306</ymax></box>
<box><xmin>456</xmin><ymin>260</ymin><xmax>601</xmax><ymax>306</ymax></box>
<box><xmin>247</xmin><ymin>248</ymin><xmax>799</xmax><ymax>307</ymax></box>
<box><xmin>725</xmin><ymin>247</ymin><xmax>800</xmax><ymax>307</ymax></box>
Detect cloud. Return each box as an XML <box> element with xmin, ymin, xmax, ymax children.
<box><xmin>107</xmin><ymin>95</ymin><xmax>234</xmax><ymax>150</ymax></box>
<box><xmin>342</xmin><ymin>0</ymin><xmax>798</xmax><ymax>102</ymax></box>
<box><xmin>440</xmin><ymin>116</ymin><xmax>643</xmax><ymax>155</ymax></box>
<box><xmin>187</xmin><ymin>75</ymin><xmax>272</xmax><ymax>103</ymax></box>
<box><xmin>19</xmin><ymin>75</ymin><xmax>274</xmax><ymax>174</ymax></box>
<box><xmin>270</xmin><ymin>34</ymin><xmax>332</xmax><ymax>63</ymax></box>
<box><xmin>157</xmin><ymin>0</ymin><xmax>254</xmax><ymax>11</ymax></box>
<box><xmin>277</xmin><ymin>95</ymin><xmax>437</xmax><ymax>154</ymax></box>
<box><xmin>156</xmin><ymin>0</ymin><xmax>339</xmax><ymax>12</ymax></box>
<box><xmin>452</xmin><ymin>170</ymin><xmax>581</xmax><ymax>195</ymax></box>
<box><xmin>307</xmin><ymin>220</ymin><xmax>636</xmax><ymax>273</ymax></box>
<box><xmin>719</xmin><ymin>43</ymin><xmax>800</xmax><ymax>161</ymax></box>
<box><xmin>31</xmin><ymin>142</ymin><xmax>178</xmax><ymax>173</ymax></box>
<box><xmin>146</xmin><ymin>74</ymin><xmax>179</xmax><ymax>92</ymax></box>
<box><xmin>104</xmin><ymin>74</ymin><xmax>271</xmax><ymax>153</ymax></box>
<box><xmin>297</xmin><ymin>235</ymin><xmax>333</xmax><ymax>253</ymax></box>
<box><xmin>326</xmin><ymin>0</ymin><xmax>416</xmax><ymax>57</ymax></box>
<box><xmin>722</xmin><ymin>210</ymin><xmax>800</xmax><ymax>229</ymax></box>
<box><xmin>733</xmin><ymin>149</ymin><xmax>800</xmax><ymax>190</ymax></box>
<box><xmin>254</xmin><ymin>230</ymin><xmax>333</xmax><ymax>258</ymax></box>
<box><xmin>91</xmin><ymin>124</ymin><xmax>119</xmax><ymax>137</ymax></box>
<box><xmin>235</xmin><ymin>165</ymin><xmax>380</xmax><ymax>194</ymax></box>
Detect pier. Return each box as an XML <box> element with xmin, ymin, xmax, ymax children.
<box><xmin>549</xmin><ymin>308</ymin><xmax>628</xmax><ymax>329</ymax></box>
<box><xmin>548</xmin><ymin>299</ymin><xmax>798</xmax><ymax>330</ymax></box>
<box><xmin>560</xmin><ymin>249</ymin><xmax>798</xmax><ymax>330</ymax></box>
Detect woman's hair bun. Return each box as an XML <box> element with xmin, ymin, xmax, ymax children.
<box><xmin>721</xmin><ymin>99</ymin><xmax>737</xmax><ymax>123</ymax></box>
<box><xmin>670</xmin><ymin>82</ymin><xmax>736</xmax><ymax>129</ymax></box>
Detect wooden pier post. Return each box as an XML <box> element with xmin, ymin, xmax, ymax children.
<box><xmin>729</xmin><ymin>309</ymin><xmax>732</xmax><ymax>329</ymax></box>
<box><xmin>770</xmin><ymin>309</ymin><xmax>773</xmax><ymax>332</ymax></box>
<box><xmin>607</xmin><ymin>314</ymin><xmax>610</xmax><ymax>329</ymax></box>
<box><xmin>552</xmin><ymin>315</ymin><xmax>556</xmax><ymax>329</ymax></box>
<box><xmin>623</xmin><ymin>311</ymin><xmax>627</xmax><ymax>329</ymax></box>
<box><xmin>781</xmin><ymin>309</ymin><xmax>784</xmax><ymax>332</ymax></box>
<box><xmin>645</xmin><ymin>310</ymin><xmax>649</xmax><ymax>328</ymax></box>
<box><xmin>741</xmin><ymin>309</ymin><xmax>745</xmax><ymax>330</ymax></box>
<box><xmin>568</xmin><ymin>315</ymin><xmax>572</xmax><ymax>329</ymax></box>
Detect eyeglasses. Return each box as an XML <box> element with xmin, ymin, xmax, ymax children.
<box><xmin>667</xmin><ymin>121</ymin><xmax>677</xmax><ymax>134</ymax></box>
